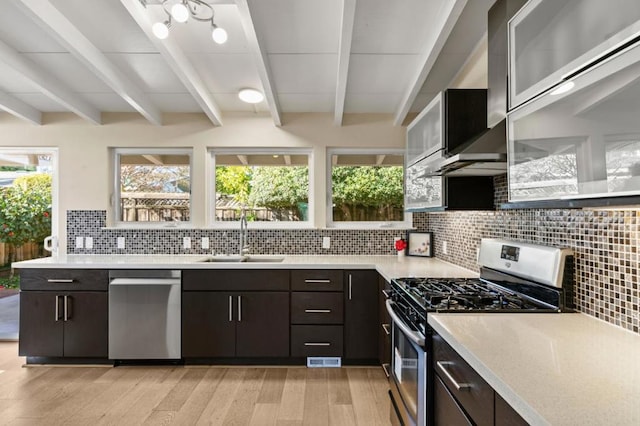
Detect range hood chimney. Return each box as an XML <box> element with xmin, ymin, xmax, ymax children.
<box><xmin>434</xmin><ymin>0</ymin><xmax>526</xmax><ymax>177</ymax></box>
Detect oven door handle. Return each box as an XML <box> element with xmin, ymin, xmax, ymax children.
<box><xmin>385</xmin><ymin>299</ymin><xmax>425</xmax><ymax>346</ymax></box>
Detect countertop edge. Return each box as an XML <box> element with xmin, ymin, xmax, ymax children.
<box><xmin>11</xmin><ymin>255</ymin><xmax>479</xmax><ymax>282</ymax></box>
<box><xmin>428</xmin><ymin>314</ymin><xmax>549</xmax><ymax>426</ymax></box>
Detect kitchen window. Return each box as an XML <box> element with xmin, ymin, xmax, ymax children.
<box><xmin>327</xmin><ymin>149</ymin><xmax>409</xmax><ymax>228</ymax></box>
<box><xmin>209</xmin><ymin>149</ymin><xmax>312</xmax><ymax>227</ymax></box>
<box><xmin>113</xmin><ymin>148</ymin><xmax>192</xmax><ymax>226</ymax></box>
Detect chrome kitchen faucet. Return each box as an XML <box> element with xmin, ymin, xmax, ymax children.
<box><xmin>238</xmin><ymin>209</ymin><xmax>249</xmax><ymax>256</ymax></box>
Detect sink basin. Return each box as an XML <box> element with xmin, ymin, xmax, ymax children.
<box><xmin>197</xmin><ymin>255</ymin><xmax>285</xmax><ymax>263</ymax></box>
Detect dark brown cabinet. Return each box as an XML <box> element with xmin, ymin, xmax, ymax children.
<box><xmin>344</xmin><ymin>270</ymin><xmax>379</xmax><ymax>362</ymax></box>
<box><xmin>378</xmin><ymin>276</ymin><xmax>391</xmax><ymax>376</ymax></box>
<box><xmin>181</xmin><ymin>270</ymin><xmax>290</xmax><ymax>359</ymax></box>
<box><xmin>290</xmin><ymin>269</ymin><xmax>344</xmax><ymax>358</ymax></box>
<box><xmin>19</xmin><ymin>269</ymin><xmax>109</xmax><ymax>358</ymax></box>
<box><xmin>495</xmin><ymin>393</ymin><xmax>528</xmax><ymax>426</ymax></box>
<box><xmin>433</xmin><ymin>332</ymin><xmax>529</xmax><ymax>426</ymax></box>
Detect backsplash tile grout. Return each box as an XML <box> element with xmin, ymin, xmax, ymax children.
<box><xmin>66</xmin><ymin>210</ymin><xmax>408</xmax><ymax>256</ymax></box>
<box><xmin>414</xmin><ymin>174</ymin><xmax>640</xmax><ymax>335</ymax></box>
<box><xmin>66</xmin><ymin>173</ymin><xmax>640</xmax><ymax>335</ymax></box>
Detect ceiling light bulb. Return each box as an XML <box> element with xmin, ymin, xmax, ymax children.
<box><xmin>152</xmin><ymin>21</ymin><xmax>170</xmax><ymax>39</ymax></box>
<box><xmin>238</xmin><ymin>89</ymin><xmax>264</xmax><ymax>104</ymax></box>
<box><xmin>212</xmin><ymin>26</ymin><xmax>228</xmax><ymax>44</ymax></box>
<box><xmin>171</xmin><ymin>2</ymin><xmax>189</xmax><ymax>23</ymax></box>
<box><xmin>550</xmin><ymin>81</ymin><xmax>575</xmax><ymax>96</ymax></box>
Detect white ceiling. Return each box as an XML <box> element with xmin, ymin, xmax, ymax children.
<box><xmin>0</xmin><ymin>0</ymin><xmax>494</xmax><ymax>127</ymax></box>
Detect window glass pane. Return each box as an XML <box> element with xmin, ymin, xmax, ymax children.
<box><xmin>0</xmin><ymin>151</ymin><xmax>54</xmax><ymax>258</ymax></box>
<box><xmin>119</xmin><ymin>153</ymin><xmax>191</xmax><ymax>222</ymax></box>
<box><xmin>214</xmin><ymin>153</ymin><xmax>309</xmax><ymax>222</ymax></box>
<box><xmin>330</xmin><ymin>153</ymin><xmax>404</xmax><ymax>222</ymax></box>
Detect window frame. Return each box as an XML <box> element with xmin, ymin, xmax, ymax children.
<box><xmin>208</xmin><ymin>148</ymin><xmax>314</xmax><ymax>229</ymax></box>
<box><xmin>112</xmin><ymin>147</ymin><xmax>193</xmax><ymax>228</ymax></box>
<box><xmin>326</xmin><ymin>148</ymin><xmax>411</xmax><ymax>229</ymax></box>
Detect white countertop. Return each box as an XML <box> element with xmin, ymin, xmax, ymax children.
<box><xmin>428</xmin><ymin>313</ymin><xmax>640</xmax><ymax>426</ymax></box>
<box><xmin>12</xmin><ymin>254</ymin><xmax>478</xmax><ymax>281</ymax></box>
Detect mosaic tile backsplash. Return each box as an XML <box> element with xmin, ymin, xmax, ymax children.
<box><xmin>66</xmin><ymin>210</ymin><xmax>407</xmax><ymax>256</ymax></box>
<box><xmin>414</xmin><ymin>174</ymin><xmax>640</xmax><ymax>334</ymax></box>
<box><xmin>67</xmin><ymin>172</ymin><xmax>640</xmax><ymax>335</ymax></box>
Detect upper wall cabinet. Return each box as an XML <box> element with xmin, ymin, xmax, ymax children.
<box><xmin>508</xmin><ymin>39</ymin><xmax>640</xmax><ymax>202</ymax></box>
<box><xmin>407</xmin><ymin>93</ymin><xmax>443</xmax><ymax>167</ymax></box>
<box><xmin>406</xmin><ymin>90</ymin><xmax>488</xmax><ymax>167</ymax></box>
<box><xmin>509</xmin><ymin>0</ymin><xmax>640</xmax><ymax>109</ymax></box>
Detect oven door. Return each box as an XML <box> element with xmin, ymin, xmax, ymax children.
<box><xmin>386</xmin><ymin>300</ymin><xmax>427</xmax><ymax>426</ymax></box>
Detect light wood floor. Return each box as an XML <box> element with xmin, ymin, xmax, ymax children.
<box><xmin>0</xmin><ymin>343</ymin><xmax>391</xmax><ymax>425</ymax></box>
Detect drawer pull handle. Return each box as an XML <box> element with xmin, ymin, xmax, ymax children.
<box><xmin>381</xmin><ymin>289</ymin><xmax>391</xmax><ymax>299</ymax></box>
<box><xmin>304</xmin><ymin>342</ymin><xmax>330</xmax><ymax>346</ymax></box>
<box><xmin>381</xmin><ymin>363</ymin><xmax>390</xmax><ymax>378</ymax></box>
<box><xmin>305</xmin><ymin>309</ymin><xmax>331</xmax><ymax>313</ymax></box>
<box><xmin>382</xmin><ymin>323</ymin><xmax>391</xmax><ymax>335</ymax></box>
<box><xmin>436</xmin><ymin>361</ymin><xmax>471</xmax><ymax>391</ymax></box>
<box><xmin>55</xmin><ymin>295</ymin><xmax>60</xmax><ymax>322</ymax></box>
<box><xmin>47</xmin><ymin>279</ymin><xmax>75</xmax><ymax>283</ymax></box>
<box><xmin>305</xmin><ymin>279</ymin><xmax>331</xmax><ymax>283</ymax></box>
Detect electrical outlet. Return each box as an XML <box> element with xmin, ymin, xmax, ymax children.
<box><xmin>201</xmin><ymin>237</ymin><xmax>210</xmax><ymax>249</ymax></box>
<box><xmin>117</xmin><ymin>237</ymin><xmax>125</xmax><ymax>249</ymax></box>
<box><xmin>85</xmin><ymin>237</ymin><xmax>93</xmax><ymax>249</ymax></box>
<box><xmin>442</xmin><ymin>240</ymin><xmax>448</xmax><ymax>255</ymax></box>
<box><xmin>322</xmin><ymin>237</ymin><xmax>331</xmax><ymax>249</ymax></box>
<box><xmin>75</xmin><ymin>237</ymin><xmax>84</xmax><ymax>249</ymax></box>
<box><xmin>183</xmin><ymin>237</ymin><xmax>191</xmax><ymax>249</ymax></box>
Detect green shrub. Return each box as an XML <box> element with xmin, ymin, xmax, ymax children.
<box><xmin>0</xmin><ymin>174</ymin><xmax>52</xmax><ymax>246</ymax></box>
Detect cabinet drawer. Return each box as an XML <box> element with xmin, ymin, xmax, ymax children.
<box><xmin>433</xmin><ymin>333</ymin><xmax>494</xmax><ymax>426</ymax></box>
<box><xmin>182</xmin><ymin>269</ymin><xmax>289</xmax><ymax>291</ymax></box>
<box><xmin>291</xmin><ymin>292</ymin><xmax>343</xmax><ymax>324</ymax></box>
<box><xmin>291</xmin><ymin>325</ymin><xmax>343</xmax><ymax>357</ymax></box>
<box><xmin>19</xmin><ymin>269</ymin><xmax>108</xmax><ymax>291</ymax></box>
<box><xmin>291</xmin><ymin>270</ymin><xmax>343</xmax><ymax>291</ymax></box>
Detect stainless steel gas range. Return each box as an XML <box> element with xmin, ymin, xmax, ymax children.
<box><xmin>386</xmin><ymin>238</ymin><xmax>574</xmax><ymax>426</ymax></box>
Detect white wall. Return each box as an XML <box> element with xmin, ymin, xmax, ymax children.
<box><xmin>0</xmin><ymin>112</ymin><xmax>405</xmax><ymax>252</ymax></box>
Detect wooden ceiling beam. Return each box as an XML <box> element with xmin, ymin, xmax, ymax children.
<box><xmin>0</xmin><ymin>39</ymin><xmax>101</xmax><ymax>124</ymax></box>
<box><xmin>16</xmin><ymin>0</ymin><xmax>163</xmax><ymax>126</ymax></box>
<box><xmin>0</xmin><ymin>90</ymin><xmax>42</xmax><ymax>125</ymax></box>
<box><xmin>235</xmin><ymin>0</ymin><xmax>281</xmax><ymax>126</ymax></box>
<box><xmin>393</xmin><ymin>0</ymin><xmax>467</xmax><ymax>126</ymax></box>
<box><xmin>334</xmin><ymin>0</ymin><xmax>356</xmax><ymax>126</ymax></box>
<box><xmin>121</xmin><ymin>0</ymin><xmax>223</xmax><ymax>126</ymax></box>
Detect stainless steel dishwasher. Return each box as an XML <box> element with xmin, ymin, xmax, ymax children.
<box><xmin>108</xmin><ymin>270</ymin><xmax>181</xmax><ymax>360</ymax></box>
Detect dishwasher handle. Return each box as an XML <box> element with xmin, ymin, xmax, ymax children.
<box><xmin>109</xmin><ymin>278</ymin><xmax>181</xmax><ymax>286</ymax></box>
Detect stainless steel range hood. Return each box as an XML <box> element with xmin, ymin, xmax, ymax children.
<box><xmin>436</xmin><ymin>119</ymin><xmax>507</xmax><ymax>176</ymax></box>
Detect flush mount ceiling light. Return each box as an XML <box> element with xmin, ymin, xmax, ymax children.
<box><xmin>238</xmin><ymin>88</ymin><xmax>265</xmax><ymax>104</ymax></box>
<box><xmin>139</xmin><ymin>0</ymin><xmax>228</xmax><ymax>44</ymax></box>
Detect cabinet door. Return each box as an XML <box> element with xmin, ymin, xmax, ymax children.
<box><xmin>495</xmin><ymin>393</ymin><xmax>528</xmax><ymax>426</ymax></box>
<box><xmin>434</xmin><ymin>376</ymin><xmax>473</xmax><ymax>426</ymax></box>
<box><xmin>508</xmin><ymin>40</ymin><xmax>640</xmax><ymax>202</ymax></box>
<box><xmin>63</xmin><ymin>292</ymin><xmax>108</xmax><ymax>358</ymax></box>
<box><xmin>406</xmin><ymin>93</ymin><xmax>443</xmax><ymax>165</ymax></box>
<box><xmin>182</xmin><ymin>292</ymin><xmax>235</xmax><ymax>358</ymax></box>
<box><xmin>344</xmin><ymin>270</ymin><xmax>378</xmax><ymax>360</ymax></box>
<box><xmin>236</xmin><ymin>292</ymin><xmax>289</xmax><ymax>358</ymax></box>
<box><xmin>509</xmin><ymin>0</ymin><xmax>640</xmax><ymax>108</ymax></box>
<box><xmin>19</xmin><ymin>292</ymin><xmax>63</xmax><ymax>357</ymax></box>
<box><xmin>405</xmin><ymin>158</ymin><xmax>443</xmax><ymax>211</ymax></box>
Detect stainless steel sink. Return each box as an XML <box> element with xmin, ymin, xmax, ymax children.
<box><xmin>197</xmin><ymin>255</ymin><xmax>285</xmax><ymax>263</ymax></box>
